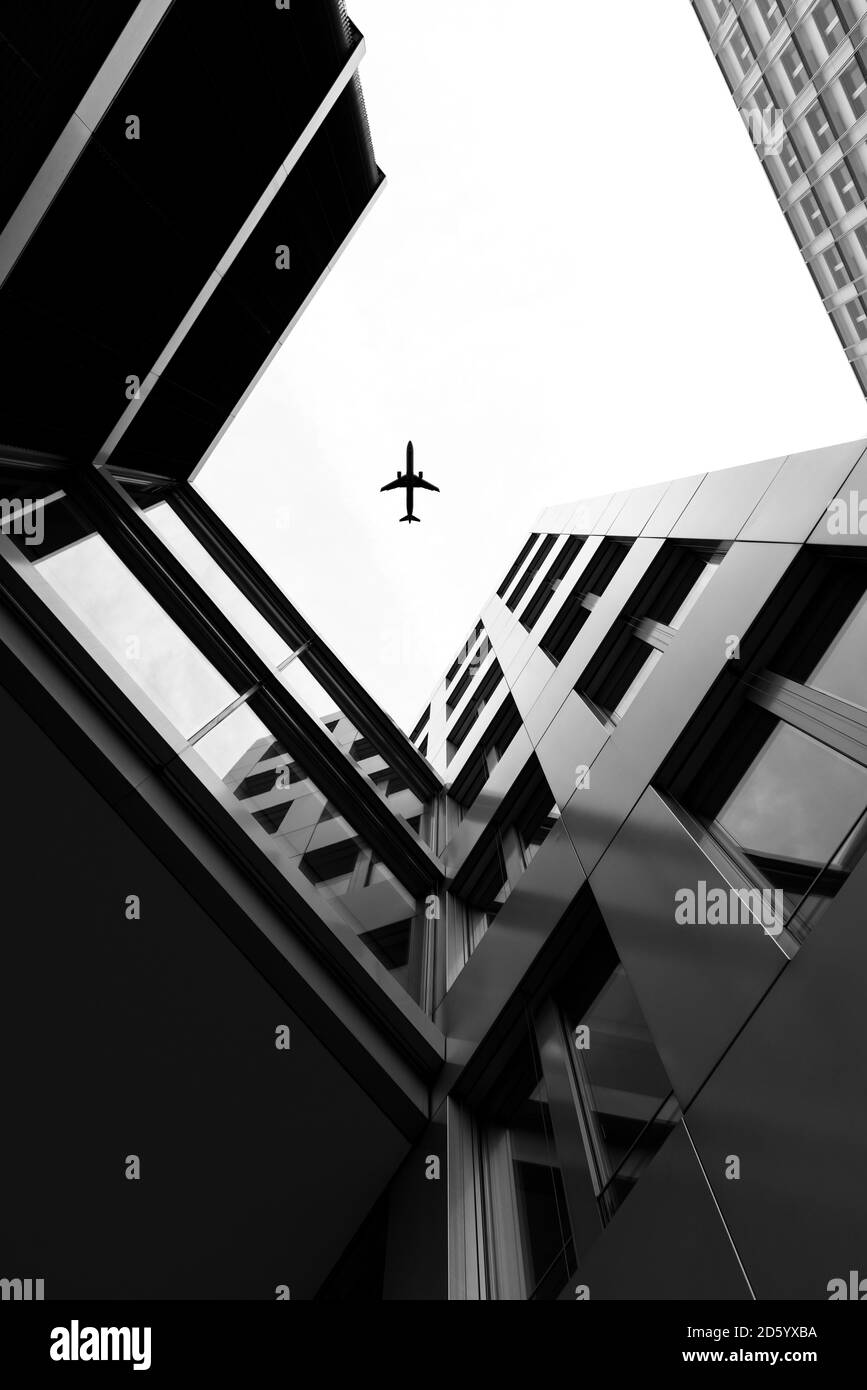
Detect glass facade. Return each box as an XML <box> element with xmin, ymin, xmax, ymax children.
<box><xmin>3</xmin><ymin>495</ymin><xmax>237</xmax><ymax>739</ymax></box>
<box><xmin>0</xmin><ymin>483</ymin><xmax>435</xmax><ymax>1007</ymax></box>
<box><xmin>477</xmin><ymin>907</ymin><xmax>680</xmax><ymax>1299</ymax></box>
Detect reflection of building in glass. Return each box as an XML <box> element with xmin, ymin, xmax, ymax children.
<box><xmin>3</xmin><ymin>0</ymin><xmax>867</xmax><ymax>1305</ymax></box>
<box><xmin>693</xmin><ymin>0</ymin><xmax>867</xmax><ymax>395</ymax></box>
<box><xmin>224</xmin><ymin>721</ymin><xmax>433</xmax><ymax>1001</ymax></box>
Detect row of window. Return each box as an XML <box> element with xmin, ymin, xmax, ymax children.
<box><xmin>448</xmin><ymin>756</ymin><xmax>560</xmax><ymax>989</ymax></box>
<box><xmin>721</xmin><ymin>2</ymin><xmax>864</xmax><ymax>93</ymax></box>
<box><xmin>697</xmin><ymin>0</ymin><xmax>788</xmax><ymax>45</ymax></box>
<box><xmin>478</xmin><ymin>528</ymin><xmax>867</xmax><ymax>957</ymax></box>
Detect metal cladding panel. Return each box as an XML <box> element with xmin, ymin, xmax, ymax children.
<box><xmin>510</xmin><ymin>647</ymin><xmax>558</xmax><ymax>721</ymax></box>
<box><xmin>738</xmin><ymin>441</ymin><xmax>867</xmax><ymax>543</ymax></box>
<box><xmin>608</xmin><ymin>480</ymin><xmax>670</xmax><ymax>537</ymax></box>
<box><xmin>684</xmin><ymin>854</ymin><xmax>867</xmax><ymax>1300</ymax></box>
<box><xmin>572</xmin><ymin>1124</ymin><xmax>751</xmax><ymax>1301</ymax></box>
<box><xmin>588</xmin><ymin>787</ymin><xmax>786</xmax><ymax>1110</ymax></box>
<box><xmin>669</xmin><ymin>455</ymin><xmax>785</xmax><ymax>542</ymax></box>
<box><xmin>534</xmin><ymin>690</ymin><xmax>609</xmax><ymax>812</ymax></box>
<box><xmin>641</xmin><ymin>473</ymin><xmax>705</xmax><ymax>537</ymax></box>
<box><xmin>435</xmin><ymin>821</ymin><xmax>585</xmax><ymax>1079</ymax></box>
<box><xmin>808</xmin><ymin>448</ymin><xmax>867</xmax><ymax>549</ymax></box>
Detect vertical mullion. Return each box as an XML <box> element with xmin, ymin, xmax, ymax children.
<box><xmin>533</xmin><ymin>1000</ymin><xmax>605</xmax><ymax>1262</ymax></box>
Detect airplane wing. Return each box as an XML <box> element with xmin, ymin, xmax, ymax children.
<box><xmin>414</xmin><ymin>478</ymin><xmax>440</xmax><ymax>492</ymax></box>
<box><xmin>380</xmin><ymin>475</ymin><xmax>406</xmax><ymax>491</ymax></box>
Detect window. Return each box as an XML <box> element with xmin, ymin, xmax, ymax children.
<box><xmin>559</xmin><ymin>962</ymin><xmax>680</xmax><ymax>1226</ymax></box>
<box><xmin>410</xmin><ymin>706</ymin><xmax>430</xmax><ymax>742</ymax></box>
<box><xmin>2</xmin><ymin>494</ymin><xmax>238</xmax><ymax>740</ymax></box>
<box><xmin>143</xmin><ymin>502</ymin><xmax>293</xmax><ymax>667</ymax></box>
<box><xmin>807</xmin><ymin>587</ymin><xmax>867</xmax><ymax>706</ymax></box>
<box><xmin>829</xmin><ymin>158</ymin><xmax>862</xmax><ymax>212</ymax></box>
<box><xmin>660</xmin><ymin>554</ymin><xmax>867</xmax><ymax>945</ymax></box>
<box><xmin>479</xmin><ymin>1028</ymin><xmax>576</xmax><ymax>1300</ymax></box>
<box><xmin>349</xmin><ymin>735</ymin><xmax>378</xmax><ymax>762</ymax></box>
<box><xmin>359</xmin><ymin>920</ymin><xmax>413</xmax><ymax>993</ymax></box>
<box><xmin>446</xmin><ymin>622</ymin><xmax>485</xmax><ymax>690</ymax></box>
<box><xmin>814</xmin><ymin>1</ymin><xmax>846</xmax><ymax>55</ymax></box>
<box><xmin>189</xmin><ymin>700</ymin><xmax>427</xmax><ymax>994</ymax></box>
<box><xmin>451</xmin><ymin>696</ymin><xmax>522</xmax><ymax>813</ymax></box>
<box><xmin>847</xmin><ymin>296</ymin><xmax>867</xmax><ymax>338</ymax></box>
<box><xmin>506</xmin><ymin>535</ymin><xmax>557</xmax><ymax>613</ymax></box>
<box><xmin>474</xmin><ymin>898</ymin><xmax>680</xmax><ymax>1299</ymax></box>
<box><xmin>578</xmin><ymin>544</ymin><xmax>723</xmax><ymax>726</ymax></box>
<box><xmin>369</xmin><ymin>766</ymin><xmax>410</xmax><ymax>798</ymax></box>
<box><xmin>727</xmin><ymin>22</ymin><xmax>755</xmax><ymax>77</ymax></box>
<box><xmin>448</xmin><ymin>660</ymin><xmax>504</xmax><ymax>760</ymax></box>
<box><xmin>497</xmin><ymin>534</ymin><xmax>538</xmax><ymax>598</ymax></box>
<box><xmin>805</xmin><ymin>99</ymin><xmax>836</xmax><ymax>154</ymax></box>
<box><xmin>755</xmin><ymin>0</ymin><xmax>783</xmax><ymax>37</ymax></box>
<box><xmin>779</xmin><ymin>38</ymin><xmax>811</xmax><ymax>95</ymax></box>
<box><xmin>840</xmin><ymin>54</ymin><xmax>867</xmax><ymax>117</ymax></box>
<box><xmin>459</xmin><ymin>834</ymin><xmax>510</xmax><ymax>962</ymax></box>
<box><xmin>694</xmin><ymin>0</ymin><xmax>730</xmax><ymax>40</ymax></box>
<box><xmin>446</xmin><ymin>636</ymin><xmax>493</xmax><ymax>717</ymax></box>
<box><xmin>766</xmin><ymin>133</ymin><xmax>803</xmax><ymax>195</ymax></box>
<box><xmin>790</xmin><ymin>189</ymin><xmax>828</xmax><ymax>246</ymax></box>
<box><xmin>519</xmin><ymin>535</ymin><xmax>585</xmax><ymax>631</ymax></box>
<box><xmin>850</xmin><ymin>220</ymin><xmax>867</xmax><ymax>266</ymax></box>
<box><xmin>716</xmin><ymin>721</ymin><xmax>867</xmax><ymax>866</ymax></box>
<box><xmin>540</xmin><ymin>539</ymin><xmax>631</xmax><ymax>665</ymax></box>
<box><xmin>455</xmin><ymin>760</ymin><xmax>557</xmax><ymax>964</ymax></box>
<box><xmin>823</xmin><ymin>244</ymin><xmax>852</xmax><ymax>290</ymax></box>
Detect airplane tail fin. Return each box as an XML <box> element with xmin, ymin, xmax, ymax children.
<box><xmin>400</xmin><ymin>514</ymin><xmax>420</xmax><ymax>524</ymax></box>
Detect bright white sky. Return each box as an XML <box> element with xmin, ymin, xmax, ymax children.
<box><xmin>195</xmin><ymin>0</ymin><xmax>867</xmax><ymax>734</ymax></box>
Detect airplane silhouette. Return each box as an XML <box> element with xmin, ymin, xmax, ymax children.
<box><xmin>380</xmin><ymin>441</ymin><xmax>439</xmax><ymax>523</ymax></box>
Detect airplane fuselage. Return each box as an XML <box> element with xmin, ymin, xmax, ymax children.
<box><xmin>380</xmin><ymin>440</ymin><xmax>437</xmax><ymax>522</ymax></box>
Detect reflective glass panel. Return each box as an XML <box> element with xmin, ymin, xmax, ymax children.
<box><xmin>667</xmin><ymin>560</ymin><xmax>719</xmax><ymax>628</ymax></box>
<box><xmin>145</xmin><ymin>503</ymin><xmax>292</xmax><ymax>667</ymax></box>
<box><xmin>190</xmin><ymin>703</ymin><xmax>420</xmax><ymax>987</ymax></box>
<box><xmin>613</xmin><ymin>648</ymin><xmax>663</xmax><ymax>720</ymax></box>
<box><xmin>484</xmin><ymin>1029</ymin><xmax>575</xmax><ymax>1301</ymax></box>
<box><xmin>808</xmin><ymin>590</ymin><xmax>867</xmax><ymax>711</ymax></box>
<box><xmin>570</xmin><ymin>967</ymin><xmax>678</xmax><ymax>1209</ymax></box>
<box><xmin>5</xmin><ymin>498</ymin><xmax>235</xmax><ymax>738</ymax></box>
<box><xmin>717</xmin><ymin>723</ymin><xmax>867</xmax><ymax>864</ymax></box>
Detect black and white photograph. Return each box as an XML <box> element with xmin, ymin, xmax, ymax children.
<box><xmin>2</xmin><ymin>0</ymin><xmax>867</xmax><ymax>1362</ymax></box>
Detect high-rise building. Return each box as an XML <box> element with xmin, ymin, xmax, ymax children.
<box><xmin>692</xmin><ymin>0</ymin><xmax>867</xmax><ymax>396</ymax></box>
